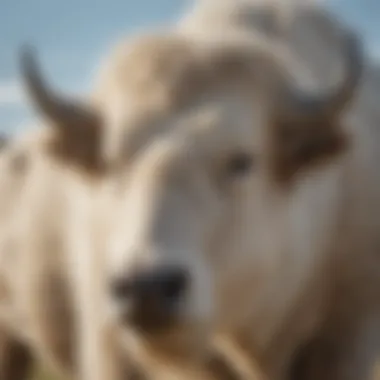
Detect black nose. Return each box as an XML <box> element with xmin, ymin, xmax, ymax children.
<box><xmin>111</xmin><ymin>266</ymin><xmax>189</xmax><ymax>330</ymax></box>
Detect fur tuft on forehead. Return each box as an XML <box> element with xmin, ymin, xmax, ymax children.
<box><xmin>92</xmin><ymin>33</ymin><xmax>283</xmax><ymax>113</ymax></box>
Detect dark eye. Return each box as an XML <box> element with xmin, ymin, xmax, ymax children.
<box><xmin>226</xmin><ymin>153</ymin><xmax>255</xmax><ymax>177</ymax></box>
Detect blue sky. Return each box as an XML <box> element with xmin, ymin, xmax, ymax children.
<box><xmin>0</xmin><ymin>0</ymin><xmax>378</xmax><ymax>134</ymax></box>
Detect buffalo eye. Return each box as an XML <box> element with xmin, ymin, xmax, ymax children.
<box><xmin>226</xmin><ymin>153</ymin><xmax>255</xmax><ymax>177</ymax></box>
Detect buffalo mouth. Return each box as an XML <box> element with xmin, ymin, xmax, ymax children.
<box><xmin>127</xmin><ymin>306</ymin><xmax>183</xmax><ymax>336</ymax></box>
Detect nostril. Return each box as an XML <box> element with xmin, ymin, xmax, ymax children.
<box><xmin>110</xmin><ymin>266</ymin><xmax>189</xmax><ymax>317</ymax></box>
<box><xmin>111</xmin><ymin>267</ymin><xmax>190</xmax><ymax>329</ymax></box>
<box><xmin>110</xmin><ymin>277</ymin><xmax>132</xmax><ymax>300</ymax></box>
<box><xmin>159</xmin><ymin>268</ymin><xmax>189</xmax><ymax>301</ymax></box>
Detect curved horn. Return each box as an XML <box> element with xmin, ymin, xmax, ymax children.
<box><xmin>19</xmin><ymin>45</ymin><xmax>99</xmax><ymax>130</ymax></box>
<box><xmin>282</xmin><ymin>30</ymin><xmax>364</xmax><ymax>122</ymax></box>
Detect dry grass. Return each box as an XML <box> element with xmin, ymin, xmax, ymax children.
<box><xmin>32</xmin><ymin>369</ymin><xmax>53</xmax><ymax>380</ymax></box>
<box><xmin>31</xmin><ymin>362</ymin><xmax>380</xmax><ymax>380</ymax></box>
<box><xmin>32</xmin><ymin>366</ymin><xmax>59</xmax><ymax>380</ymax></box>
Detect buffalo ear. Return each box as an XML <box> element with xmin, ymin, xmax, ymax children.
<box><xmin>271</xmin><ymin>117</ymin><xmax>349</xmax><ymax>183</ymax></box>
<box><xmin>19</xmin><ymin>45</ymin><xmax>105</xmax><ymax>174</ymax></box>
<box><xmin>270</xmin><ymin>29</ymin><xmax>363</xmax><ymax>183</ymax></box>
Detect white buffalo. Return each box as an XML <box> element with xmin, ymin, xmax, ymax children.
<box><xmin>0</xmin><ymin>2</ymin><xmax>378</xmax><ymax>380</ymax></box>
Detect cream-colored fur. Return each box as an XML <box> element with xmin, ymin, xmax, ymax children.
<box><xmin>0</xmin><ymin>2</ymin><xmax>378</xmax><ymax>380</ymax></box>
<box><xmin>176</xmin><ymin>1</ymin><xmax>380</xmax><ymax>379</ymax></box>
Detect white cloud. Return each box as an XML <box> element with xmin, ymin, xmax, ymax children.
<box><xmin>0</xmin><ymin>80</ymin><xmax>25</xmax><ymax>107</ymax></box>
